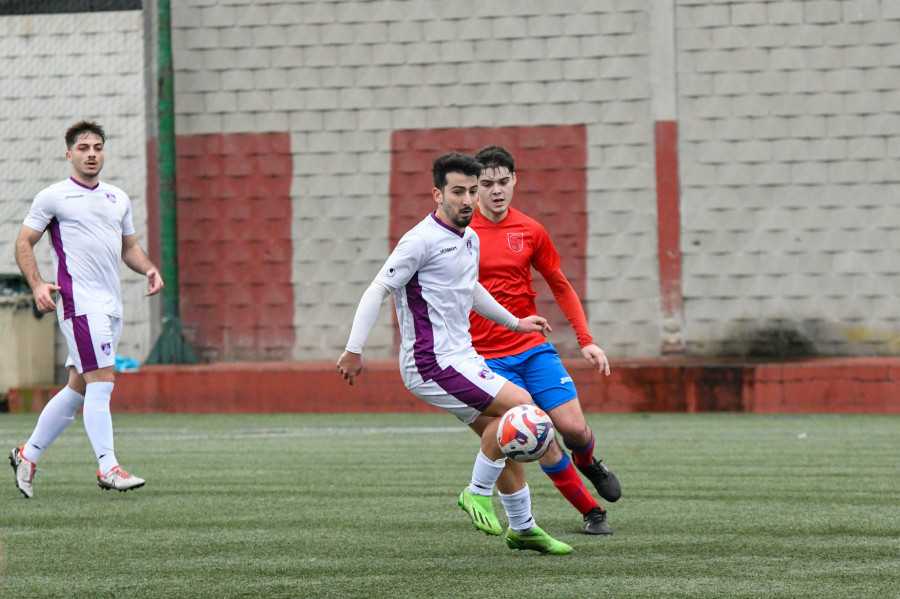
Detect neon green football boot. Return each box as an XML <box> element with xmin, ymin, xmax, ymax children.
<box><xmin>505</xmin><ymin>525</ymin><xmax>573</xmax><ymax>555</ymax></box>
<box><xmin>458</xmin><ymin>488</ymin><xmax>502</xmax><ymax>535</ymax></box>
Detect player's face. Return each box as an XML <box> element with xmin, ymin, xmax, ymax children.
<box><xmin>433</xmin><ymin>171</ymin><xmax>478</xmax><ymax>232</ymax></box>
<box><xmin>477</xmin><ymin>167</ymin><xmax>516</xmax><ymax>223</ymax></box>
<box><xmin>67</xmin><ymin>132</ymin><xmax>104</xmax><ymax>184</ymax></box>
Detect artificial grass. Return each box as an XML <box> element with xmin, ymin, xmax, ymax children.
<box><xmin>0</xmin><ymin>413</ymin><xmax>897</xmax><ymax>598</ymax></box>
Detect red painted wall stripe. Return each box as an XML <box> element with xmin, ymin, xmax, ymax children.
<box><xmin>163</xmin><ymin>132</ymin><xmax>296</xmax><ymax>362</ymax></box>
<box><xmin>12</xmin><ymin>358</ymin><xmax>900</xmax><ymax>414</ymax></box>
<box><xmin>654</xmin><ymin>120</ymin><xmax>684</xmax><ymax>324</ymax></box>
<box><xmin>389</xmin><ymin>126</ymin><xmax>589</xmax><ymax>354</ymax></box>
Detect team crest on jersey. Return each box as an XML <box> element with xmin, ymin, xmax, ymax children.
<box><xmin>101</xmin><ymin>342</ymin><xmax>112</xmax><ymax>355</ymax></box>
<box><xmin>507</xmin><ymin>232</ymin><xmax>524</xmax><ymax>252</ymax></box>
<box><xmin>466</xmin><ymin>239</ymin><xmax>473</xmax><ymax>254</ymax></box>
<box><xmin>478</xmin><ymin>368</ymin><xmax>494</xmax><ymax>380</ymax></box>
<box><xmin>105</xmin><ymin>192</ymin><xmax>117</xmax><ymax>203</ymax></box>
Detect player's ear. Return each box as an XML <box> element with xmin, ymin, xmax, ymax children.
<box><xmin>432</xmin><ymin>186</ymin><xmax>442</xmax><ymax>205</ymax></box>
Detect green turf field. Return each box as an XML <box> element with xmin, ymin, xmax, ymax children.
<box><xmin>0</xmin><ymin>413</ymin><xmax>897</xmax><ymax>599</ymax></box>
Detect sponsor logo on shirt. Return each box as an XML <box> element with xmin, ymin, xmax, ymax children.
<box><xmin>439</xmin><ymin>246</ymin><xmax>458</xmax><ymax>253</ymax></box>
<box><xmin>507</xmin><ymin>233</ymin><xmax>523</xmax><ymax>252</ymax></box>
<box><xmin>478</xmin><ymin>369</ymin><xmax>494</xmax><ymax>380</ymax></box>
<box><xmin>65</xmin><ymin>194</ymin><xmax>84</xmax><ymax>199</ymax></box>
<box><xmin>560</xmin><ymin>376</ymin><xmax>573</xmax><ymax>384</ymax></box>
<box><xmin>387</xmin><ymin>268</ymin><xmax>396</xmax><ymax>277</ymax></box>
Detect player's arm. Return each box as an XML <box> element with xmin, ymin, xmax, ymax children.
<box><xmin>14</xmin><ymin>225</ymin><xmax>59</xmax><ymax>313</ymax></box>
<box><xmin>121</xmin><ymin>233</ymin><xmax>164</xmax><ymax>296</ymax></box>
<box><xmin>543</xmin><ymin>268</ymin><xmax>610</xmax><ymax>375</ymax></box>
<box><xmin>337</xmin><ymin>280</ymin><xmax>392</xmax><ymax>386</ymax></box>
<box><xmin>472</xmin><ymin>282</ymin><xmax>551</xmax><ymax>335</ymax></box>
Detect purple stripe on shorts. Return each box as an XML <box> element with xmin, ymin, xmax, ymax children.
<box><xmin>72</xmin><ymin>315</ymin><xmax>99</xmax><ymax>372</ymax></box>
<box><xmin>430</xmin><ymin>365</ymin><xmax>494</xmax><ymax>412</ymax></box>
<box><xmin>48</xmin><ymin>218</ymin><xmax>76</xmax><ymax>319</ymax></box>
<box><xmin>406</xmin><ymin>272</ymin><xmax>494</xmax><ymax>412</ymax></box>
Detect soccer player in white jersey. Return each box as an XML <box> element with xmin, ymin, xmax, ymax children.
<box><xmin>9</xmin><ymin>120</ymin><xmax>163</xmax><ymax>498</ymax></box>
<box><xmin>337</xmin><ymin>152</ymin><xmax>572</xmax><ymax>554</ymax></box>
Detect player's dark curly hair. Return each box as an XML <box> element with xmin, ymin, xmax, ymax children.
<box><xmin>432</xmin><ymin>152</ymin><xmax>482</xmax><ymax>190</ymax></box>
<box><xmin>65</xmin><ymin>120</ymin><xmax>106</xmax><ymax>149</ymax></box>
<box><xmin>474</xmin><ymin>145</ymin><xmax>515</xmax><ymax>174</ymax></box>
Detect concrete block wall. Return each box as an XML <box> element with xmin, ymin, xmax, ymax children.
<box><xmin>1</xmin><ymin>1</ymin><xmax>899</xmax><ymax>374</ymax></box>
<box><xmin>170</xmin><ymin>0</ymin><xmax>661</xmax><ymax>361</ymax></box>
<box><xmin>677</xmin><ymin>0</ymin><xmax>900</xmax><ymax>356</ymax></box>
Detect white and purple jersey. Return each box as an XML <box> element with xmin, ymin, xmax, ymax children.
<box><xmin>23</xmin><ymin>177</ymin><xmax>134</xmax><ymax>321</ymax></box>
<box><xmin>375</xmin><ymin>213</ymin><xmax>483</xmax><ymax>390</ymax></box>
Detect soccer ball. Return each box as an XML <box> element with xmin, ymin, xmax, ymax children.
<box><xmin>497</xmin><ymin>404</ymin><xmax>555</xmax><ymax>462</ymax></box>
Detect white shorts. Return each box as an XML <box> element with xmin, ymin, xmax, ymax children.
<box><xmin>407</xmin><ymin>354</ymin><xmax>508</xmax><ymax>425</ymax></box>
<box><xmin>60</xmin><ymin>313</ymin><xmax>122</xmax><ymax>374</ymax></box>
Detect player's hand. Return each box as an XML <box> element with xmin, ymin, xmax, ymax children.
<box><xmin>516</xmin><ymin>315</ymin><xmax>552</xmax><ymax>336</ymax></box>
<box><xmin>337</xmin><ymin>351</ymin><xmax>363</xmax><ymax>386</ymax></box>
<box><xmin>33</xmin><ymin>282</ymin><xmax>60</xmax><ymax>313</ymax></box>
<box><xmin>146</xmin><ymin>268</ymin><xmax>164</xmax><ymax>296</ymax></box>
<box><xmin>581</xmin><ymin>344</ymin><xmax>610</xmax><ymax>376</ymax></box>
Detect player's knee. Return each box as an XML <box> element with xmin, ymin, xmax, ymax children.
<box><xmin>507</xmin><ymin>383</ymin><xmax>532</xmax><ymax>407</ymax></box>
<box><xmin>487</xmin><ymin>382</ymin><xmax>533</xmax><ymax>417</ymax></box>
<box><xmin>549</xmin><ymin>417</ymin><xmax>592</xmax><ymax>447</ymax></box>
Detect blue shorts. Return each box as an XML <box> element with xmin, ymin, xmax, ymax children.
<box><xmin>484</xmin><ymin>343</ymin><xmax>577</xmax><ymax>412</ymax></box>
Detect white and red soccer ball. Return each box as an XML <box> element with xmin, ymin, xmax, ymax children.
<box><xmin>497</xmin><ymin>404</ymin><xmax>555</xmax><ymax>462</ymax></box>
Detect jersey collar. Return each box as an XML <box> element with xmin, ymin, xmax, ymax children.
<box><xmin>429</xmin><ymin>211</ymin><xmax>466</xmax><ymax>238</ymax></box>
<box><xmin>70</xmin><ymin>177</ymin><xmax>100</xmax><ymax>191</ymax></box>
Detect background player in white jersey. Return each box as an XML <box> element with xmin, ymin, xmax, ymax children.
<box><xmin>9</xmin><ymin>121</ymin><xmax>163</xmax><ymax>498</ymax></box>
<box><xmin>337</xmin><ymin>153</ymin><xmax>571</xmax><ymax>554</ymax></box>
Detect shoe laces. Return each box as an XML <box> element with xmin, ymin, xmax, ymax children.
<box><xmin>23</xmin><ymin>466</ymin><xmax>39</xmax><ymax>483</ymax></box>
<box><xmin>585</xmin><ymin>506</ymin><xmax>607</xmax><ymax>521</ymax></box>
<box><xmin>18</xmin><ymin>459</ymin><xmax>39</xmax><ymax>482</ymax></box>
<box><xmin>590</xmin><ymin>459</ymin><xmax>610</xmax><ymax>477</ymax></box>
<box><xmin>101</xmin><ymin>466</ymin><xmax>128</xmax><ymax>479</ymax></box>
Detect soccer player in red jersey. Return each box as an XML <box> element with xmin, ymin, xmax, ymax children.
<box><xmin>469</xmin><ymin>145</ymin><xmax>621</xmax><ymax>535</ymax></box>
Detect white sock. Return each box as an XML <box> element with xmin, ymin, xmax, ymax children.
<box><xmin>469</xmin><ymin>450</ymin><xmax>506</xmax><ymax>496</ymax></box>
<box><xmin>499</xmin><ymin>484</ymin><xmax>536</xmax><ymax>533</ymax></box>
<box><xmin>23</xmin><ymin>386</ymin><xmax>85</xmax><ymax>463</ymax></box>
<box><xmin>82</xmin><ymin>381</ymin><xmax>118</xmax><ymax>474</ymax></box>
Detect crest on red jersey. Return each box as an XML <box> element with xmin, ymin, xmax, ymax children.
<box><xmin>507</xmin><ymin>233</ymin><xmax>524</xmax><ymax>252</ymax></box>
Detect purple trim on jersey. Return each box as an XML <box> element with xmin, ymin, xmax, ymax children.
<box><xmin>406</xmin><ymin>272</ymin><xmax>439</xmax><ymax>376</ymax></box>
<box><xmin>72</xmin><ymin>315</ymin><xmax>99</xmax><ymax>372</ymax></box>
<box><xmin>429</xmin><ymin>212</ymin><xmax>464</xmax><ymax>238</ymax></box>
<box><xmin>69</xmin><ymin>177</ymin><xmax>99</xmax><ymax>191</ymax></box>
<box><xmin>47</xmin><ymin>218</ymin><xmax>76</xmax><ymax>319</ymax></box>
<box><xmin>406</xmin><ymin>272</ymin><xmax>494</xmax><ymax>411</ymax></box>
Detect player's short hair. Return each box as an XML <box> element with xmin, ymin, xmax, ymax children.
<box><xmin>474</xmin><ymin>145</ymin><xmax>515</xmax><ymax>174</ymax></box>
<box><xmin>65</xmin><ymin>121</ymin><xmax>106</xmax><ymax>149</ymax></box>
<box><xmin>432</xmin><ymin>152</ymin><xmax>482</xmax><ymax>190</ymax></box>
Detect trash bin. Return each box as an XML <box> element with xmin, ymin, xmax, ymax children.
<box><xmin>0</xmin><ymin>274</ymin><xmax>56</xmax><ymax>393</ymax></box>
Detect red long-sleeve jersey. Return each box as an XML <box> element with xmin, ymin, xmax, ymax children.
<box><xmin>469</xmin><ymin>206</ymin><xmax>593</xmax><ymax>359</ymax></box>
